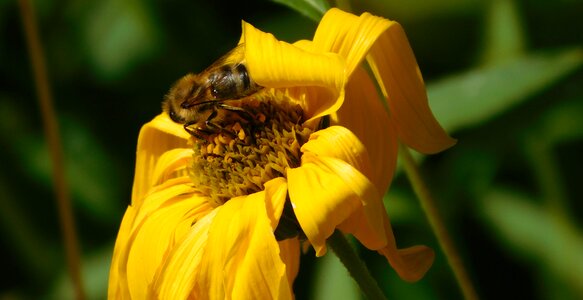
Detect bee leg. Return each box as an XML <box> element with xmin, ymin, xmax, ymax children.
<box><xmin>203</xmin><ymin>110</ymin><xmax>237</xmax><ymax>140</ymax></box>
<box><xmin>184</xmin><ymin>122</ymin><xmax>209</xmax><ymax>141</ymax></box>
<box><xmin>218</xmin><ymin>103</ymin><xmax>258</xmax><ymax>143</ymax></box>
<box><xmin>218</xmin><ymin>103</ymin><xmax>255</xmax><ymax>123</ymax></box>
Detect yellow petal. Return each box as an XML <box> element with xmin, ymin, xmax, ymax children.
<box><xmin>108</xmin><ymin>205</ymin><xmax>138</xmax><ymax>300</ymax></box>
<box><xmin>197</xmin><ymin>193</ymin><xmax>293</xmax><ymax>299</ymax></box>
<box><xmin>152</xmin><ymin>208</ymin><xmax>219</xmax><ymax>299</ymax></box>
<box><xmin>120</xmin><ymin>183</ymin><xmax>212</xmax><ymax>299</ymax></box>
<box><xmin>366</xmin><ymin>21</ymin><xmax>456</xmax><ymax>153</ymax></box>
<box><xmin>278</xmin><ymin>238</ymin><xmax>300</xmax><ymax>289</ymax></box>
<box><xmin>133</xmin><ymin>114</ymin><xmax>191</xmax><ymax>207</ymax></box>
<box><xmin>377</xmin><ymin>212</ymin><xmax>434</xmax><ymax>282</ymax></box>
<box><xmin>151</xmin><ymin>148</ymin><xmax>193</xmax><ymax>187</ymax></box>
<box><xmin>287</xmin><ymin>153</ymin><xmax>386</xmax><ymax>256</ymax></box>
<box><xmin>242</xmin><ymin>21</ymin><xmax>346</xmax><ymax>120</ymax></box>
<box><xmin>332</xmin><ymin>66</ymin><xmax>398</xmax><ymax>195</ymax></box>
<box><xmin>301</xmin><ymin>126</ymin><xmax>372</xmax><ymax>180</ymax></box>
<box><xmin>313</xmin><ymin>8</ymin><xmax>455</xmax><ymax>153</ymax></box>
<box><xmin>264</xmin><ymin>177</ymin><xmax>288</xmax><ymax>230</ymax></box>
<box><xmin>313</xmin><ymin>8</ymin><xmax>386</xmax><ymax>77</ymax></box>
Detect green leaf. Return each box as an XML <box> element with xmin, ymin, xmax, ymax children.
<box><xmin>271</xmin><ymin>0</ymin><xmax>329</xmax><ymax>22</ymax></box>
<box><xmin>480</xmin><ymin>188</ymin><xmax>583</xmax><ymax>297</ymax></box>
<box><xmin>311</xmin><ymin>250</ymin><xmax>360</xmax><ymax>300</ymax></box>
<box><xmin>428</xmin><ymin>48</ymin><xmax>583</xmax><ymax>132</ymax></box>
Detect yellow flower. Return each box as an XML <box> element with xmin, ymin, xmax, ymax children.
<box><xmin>108</xmin><ymin>8</ymin><xmax>455</xmax><ymax>299</ymax></box>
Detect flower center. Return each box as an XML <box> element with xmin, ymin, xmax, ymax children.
<box><xmin>189</xmin><ymin>91</ymin><xmax>313</xmax><ymax>206</ymax></box>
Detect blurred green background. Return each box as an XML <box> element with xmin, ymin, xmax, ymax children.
<box><xmin>1</xmin><ymin>0</ymin><xmax>582</xmax><ymax>299</ymax></box>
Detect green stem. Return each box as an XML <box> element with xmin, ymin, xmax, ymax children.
<box><xmin>328</xmin><ymin>229</ymin><xmax>388</xmax><ymax>300</ymax></box>
<box><xmin>18</xmin><ymin>1</ymin><xmax>85</xmax><ymax>299</ymax></box>
<box><xmin>399</xmin><ymin>144</ymin><xmax>479</xmax><ymax>300</ymax></box>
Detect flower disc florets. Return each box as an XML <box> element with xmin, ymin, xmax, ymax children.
<box><xmin>190</xmin><ymin>92</ymin><xmax>313</xmax><ymax>205</ymax></box>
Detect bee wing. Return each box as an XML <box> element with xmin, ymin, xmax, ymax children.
<box><xmin>204</xmin><ymin>44</ymin><xmax>246</xmax><ymax>72</ymax></box>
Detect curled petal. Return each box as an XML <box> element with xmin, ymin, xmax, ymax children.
<box><xmin>301</xmin><ymin>126</ymin><xmax>372</xmax><ymax>180</ymax></box>
<box><xmin>287</xmin><ymin>153</ymin><xmax>386</xmax><ymax>256</ymax></box>
<box><xmin>314</xmin><ymin>8</ymin><xmax>455</xmax><ymax>154</ymax></box>
<box><xmin>133</xmin><ymin>114</ymin><xmax>191</xmax><ymax>206</ymax></box>
<box><xmin>378</xmin><ymin>214</ymin><xmax>435</xmax><ymax>282</ymax></box>
<box><xmin>332</xmin><ymin>66</ymin><xmax>398</xmax><ymax>195</ymax></box>
<box><xmin>196</xmin><ymin>193</ymin><xmax>293</xmax><ymax>300</ymax></box>
<box><xmin>366</xmin><ymin>21</ymin><xmax>456</xmax><ymax>153</ymax></box>
<box><xmin>242</xmin><ymin>21</ymin><xmax>346</xmax><ymax>120</ymax></box>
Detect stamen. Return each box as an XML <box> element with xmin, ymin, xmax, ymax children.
<box><xmin>189</xmin><ymin>92</ymin><xmax>313</xmax><ymax>206</ymax></box>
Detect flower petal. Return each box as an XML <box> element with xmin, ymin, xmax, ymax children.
<box><xmin>366</xmin><ymin>21</ymin><xmax>456</xmax><ymax>153</ymax></box>
<box><xmin>152</xmin><ymin>208</ymin><xmax>218</xmax><ymax>299</ymax></box>
<box><xmin>313</xmin><ymin>8</ymin><xmax>455</xmax><ymax>153</ymax></box>
<box><xmin>114</xmin><ymin>180</ymin><xmax>212</xmax><ymax>299</ymax></box>
<box><xmin>287</xmin><ymin>153</ymin><xmax>386</xmax><ymax>256</ymax></box>
<box><xmin>133</xmin><ymin>114</ymin><xmax>191</xmax><ymax>207</ymax></box>
<box><xmin>301</xmin><ymin>126</ymin><xmax>372</xmax><ymax>180</ymax></box>
<box><xmin>378</xmin><ymin>214</ymin><xmax>435</xmax><ymax>282</ymax></box>
<box><xmin>278</xmin><ymin>238</ymin><xmax>300</xmax><ymax>289</ymax></box>
<box><xmin>242</xmin><ymin>21</ymin><xmax>346</xmax><ymax>120</ymax></box>
<box><xmin>264</xmin><ymin>177</ymin><xmax>288</xmax><ymax>230</ymax></box>
<box><xmin>197</xmin><ymin>193</ymin><xmax>293</xmax><ymax>299</ymax></box>
<box><xmin>331</xmin><ymin>66</ymin><xmax>398</xmax><ymax>195</ymax></box>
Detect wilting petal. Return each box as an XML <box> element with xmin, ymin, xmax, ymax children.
<box><xmin>196</xmin><ymin>193</ymin><xmax>293</xmax><ymax>300</ymax></box>
<box><xmin>242</xmin><ymin>21</ymin><xmax>346</xmax><ymax>121</ymax></box>
<box><xmin>366</xmin><ymin>21</ymin><xmax>456</xmax><ymax>154</ymax></box>
<box><xmin>313</xmin><ymin>8</ymin><xmax>455</xmax><ymax>154</ymax></box>
<box><xmin>378</xmin><ymin>213</ymin><xmax>435</xmax><ymax>282</ymax></box>
<box><xmin>133</xmin><ymin>114</ymin><xmax>190</xmax><ymax>206</ymax></box>
<box><xmin>313</xmin><ymin>8</ymin><xmax>387</xmax><ymax>78</ymax></box>
<box><xmin>287</xmin><ymin>152</ymin><xmax>386</xmax><ymax>255</ymax></box>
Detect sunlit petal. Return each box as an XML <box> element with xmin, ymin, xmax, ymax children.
<box><xmin>123</xmin><ymin>184</ymin><xmax>212</xmax><ymax>299</ymax></box>
<box><xmin>197</xmin><ymin>193</ymin><xmax>292</xmax><ymax>299</ymax></box>
<box><xmin>331</xmin><ymin>66</ymin><xmax>398</xmax><ymax>194</ymax></box>
<box><xmin>242</xmin><ymin>21</ymin><xmax>346</xmax><ymax>120</ymax></box>
<box><xmin>264</xmin><ymin>177</ymin><xmax>288</xmax><ymax>230</ymax></box>
<box><xmin>152</xmin><ymin>209</ymin><xmax>218</xmax><ymax>299</ymax></box>
<box><xmin>133</xmin><ymin>113</ymin><xmax>190</xmax><ymax>206</ymax></box>
<box><xmin>301</xmin><ymin>126</ymin><xmax>372</xmax><ymax>179</ymax></box>
<box><xmin>313</xmin><ymin>8</ymin><xmax>455</xmax><ymax>153</ymax></box>
<box><xmin>288</xmin><ymin>152</ymin><xmax>386</xmax><ymax>255</ymax></box>
<box><xmin>366</xmin><ymin>20</ymin><xmax>456</xmax><ymax>154</ymax></box>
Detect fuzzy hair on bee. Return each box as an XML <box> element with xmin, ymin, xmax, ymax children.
<box><xmin>162</xmin><ymin>44</ymin><xmax>263</xmax><ymax>139</ymax></box>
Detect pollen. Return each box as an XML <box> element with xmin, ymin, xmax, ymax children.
<box><xmin>189</xmin><ymin>93</ymin><xmax>313</xmax><ymax>206</ymax></box>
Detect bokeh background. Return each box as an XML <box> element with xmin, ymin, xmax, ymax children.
<box><xmin>1</xmin><ymin>0</ymin><xmax>582</xmax><ymax>299</ymax></box>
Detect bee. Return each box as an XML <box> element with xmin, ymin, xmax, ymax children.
<box><xmin>162</xmin><ymin>44</ymin><xmax>262</xmax><ymax>140</ymax></box>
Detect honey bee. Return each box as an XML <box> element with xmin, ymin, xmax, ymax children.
<box><xmin>162</xmin><ymin>44</ymin><xmax>262</xmax><ymax>139</ymax></box>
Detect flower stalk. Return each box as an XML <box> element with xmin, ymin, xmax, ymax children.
<box><xmin>399</xmin><ymin>144</ymin><xmax>478</xmax><ymax>300</ymax></box>
<box><xmin>328</xmin><ymin>229</ymin><xmax>388</xmax><ymax>300</ymax></box>
<box><xmin>18</xmin><ymin>0</ymin><xmax>85</xmax><ymax>299</ymax></box>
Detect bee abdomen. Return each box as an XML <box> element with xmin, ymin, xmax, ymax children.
<box><xmin>210</xmin><ymin>63</ymin><xmax>260</xmax><ymax>100</ymax></box>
